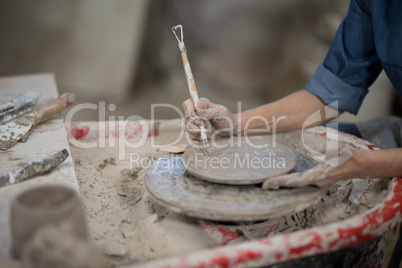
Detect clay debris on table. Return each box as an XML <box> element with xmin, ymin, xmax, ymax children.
<box><xmin>69</xmin><ymin>121</ymin><xmax>389</xmax><ymax>266</ymax></box>
<box><xmin>70</xmin><ymin>123</ymin><xmax>218</xmax><ymax>266</ymax></box>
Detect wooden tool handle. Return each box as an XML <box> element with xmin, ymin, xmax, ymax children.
<box><xmin>32</xmin><ymin>93</ymin><xmax>76</xmax><ymax>125</ymax></box>
<box><xmin>180</xmin><ymin>52</ymin><xmax>201</xmax><ymax>111</ymax></box>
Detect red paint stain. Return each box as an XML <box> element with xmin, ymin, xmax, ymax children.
<box><xmin>263</xmin><ymin>222</ymin><xmax>278</xmax><ymax>233</ymax></box>
<box><xmin>237</xmin><ymin>251</ymin><xmax>262</xmax><ymax>262</ymax></box>
<box><xmin>149</xmin><ymin>129</ymin><xmax>158</xmax><ymax>136</ymax></box>
<box><xmin>366</xmin><ymin>144</ymin><xmax>377</xmax><ymax>151</ymax></box>
<box><xmin>210</xmin><ymin>251</ymin><xmax>263</xmax><ymax>268</ymax></box>
<box><xmin>319</xmin><ymin>132</ymin><xmax>327</xmax><ymax>137</ymax></box>
<box><xmin>217</xmin><ymin>228</ymin><xmax>239</xmax><ymax>245</ymax></box>
<box><xmin>289</xmin><ymin>233</ymin><xmax>322</xmax><ymax>255</ymax></box>
<box><xmin>211</xmin><ymin>256</ymin><xmax>230</xmax><ymax>268</ymax></box>
<box><xmin>71</xmin><ymin>125</ymin><xmax>90</xmax><ymax>140</ymax></box>
<box><xmin>200</xmin><ymin>223</ymin><xmax>241</xmax><ymax>245</ymax></box>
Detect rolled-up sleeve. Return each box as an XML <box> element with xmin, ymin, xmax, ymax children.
<box><xmin>305</xmin><ymin>0</ymin><xmax>383</xmax><ymax>115</ymax></box>
<box><xmin>306</xmin><ymin>65</ymin><xmax>368</xmax><ymax>114</ymax></box>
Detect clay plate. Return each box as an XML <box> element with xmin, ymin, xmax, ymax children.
<box><xmin>182</xmin><ymin>136</ymin><xmax>297</xmax><ymax>185</ymax></box>
<box><xmin>145</xmin><ymin>155</ymin><xmax>325</xmax><ymax>222</ymax></box>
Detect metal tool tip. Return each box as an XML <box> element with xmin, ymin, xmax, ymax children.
<box><xmin>201</xmin><ymin>140</ymin><xmax>211</xmax><ymax>155</ymax></box>
<box><xmin>172</xmin><ymin>24</ymin><xmax>184</xmax><ymax>43</ymax></box>
<box><xmin>172</xmin><ymin>24</ymin><xmax>182</xmax><ymax>30</ymax></box>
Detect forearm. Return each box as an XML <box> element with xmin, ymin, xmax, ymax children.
<box><xmin>324</xmin><ymin>148</ymin><xmax>402</xmax><ymax>185</ymax></box>
<box><xmin>263</xmin><ymin>146</ymin><xmax>402</xmax><ymax>189</ymax></box>
<box><xmin>359</xmin><ymin>148</ymin><xmax>402</xmax><ymax>178</ymax></box>
<box><xmin>234</xmin><ymin>89</ymin><xmax>341</xmax><ymax>133</ymax></box>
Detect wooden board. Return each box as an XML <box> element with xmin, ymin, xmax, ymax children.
<box><xmin>0</xmin><ymin>74</ymin><xmax>78</xmax><ymax>265</ymax></box>
<box><xmin>145</xmin><ymin>154</ymin><xmax>325</xmax><ymax>222</ymax></box>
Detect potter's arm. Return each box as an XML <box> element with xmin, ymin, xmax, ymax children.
<box><xmin>234</xmin><ymin>89</ymin><xmax>341</xmax><ymax>134</ymax></box>
<box><xmin>182</xmin><ymin>89</ymin><xmax>342</xmax><ymax>138</ymax></box>
<box><xmin>352</xmin><ymin>148</ymin><xmax>402</xmax><ymax>179</ymax></box>
<box><xmin>263</xmin><ymin>146</ymin><xmax>402</xmax><ymax>189</ymax></box>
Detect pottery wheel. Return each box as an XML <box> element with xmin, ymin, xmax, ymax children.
<box><xmin>145</xmin><ymin>154</ymin><xmax>325</xmax><ymax>222</ymax></box>
<box><xmin>182</xmin><ymin>136</ymin><xmax>297</xmax><ymax>185</ymax></box>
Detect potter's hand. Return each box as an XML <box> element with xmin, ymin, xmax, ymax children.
<box><xmin>262</xmin><ymin>142</ymin><xmax>356</xmax><ymax>189</ymax></box>
<box><xmin>182</xmin><ymin>98</ymin><xmax>238</xmax><ymax>142</ymax></box>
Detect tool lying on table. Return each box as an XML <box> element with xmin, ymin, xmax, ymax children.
<box><xmin>0</xmin><ymin>93</ymin><xmax>75</xmax><ymax>150</ymax></box>
<box><xmin>0</xmin><ymin>91</ymin><xmax>40</xmax><ymax>124</ymax></box>
<box><xmin>0</xmin><ymin>149</ymin><xmax>69</xmax><ymax>188</ymax></box>
<box><xmin>172</xmin><ymin>24</ymin><xmax>210</xmax><ymax>155</ymax></box>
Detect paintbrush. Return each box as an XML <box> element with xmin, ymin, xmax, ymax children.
<box><xmin>172</xmin><ymin>24</ymin><xmax>210</xmax><ymax>155</ymax></box>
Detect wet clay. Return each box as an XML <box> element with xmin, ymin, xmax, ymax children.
<box><xmin>69</xmin><ymin>120</ymin><xmax>389</xmax><ymax>265</ymax></box>
<box><xmin>145</xmin><ymin>154</ymin><xmax>324</xmax><ymax>221</ymax></box>
<box><xmin>182</xmin><ymin>136</ymin><xmax>297</xmax><ymax>184</ymax></box>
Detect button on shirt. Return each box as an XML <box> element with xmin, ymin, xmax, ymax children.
<box><xmin>306</xmin><ymin>0</ymin><xmax>402</xmax><ymax>115</ymax></box>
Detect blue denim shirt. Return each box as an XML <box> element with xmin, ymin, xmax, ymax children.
<box><xmin>306</xmin><ymin>0</ymin><xmax>402</xmax><ymax>114</ymax></box>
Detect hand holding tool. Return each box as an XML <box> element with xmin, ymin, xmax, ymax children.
<box><xmin>172</xmin><ymin>25</ymin><xmax>210</xmax><ymax>155</ymax></box>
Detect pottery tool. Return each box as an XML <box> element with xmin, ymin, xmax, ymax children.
<box><xmin>172</xmin><ymin>24</ymin><xmax>210</xmax><ymax>155</ymax></box>
<box><xmin>0</xmin><ymin>92</ymin><xmax>40</xmax><ymax>124</ymax></box>
<box><xmin>0</xmin><ymin>93</ymin><xmax>75</xmax><ymax>151</ymax></box>
<box><xmin>0</xmin><ymin>149</ymin><xmax>69</xmax><ymax>188</ymax></box>
<box><xmin>159</xmin><ymin>144</ymin><xmax>191</xmax><ymax>154</ymax></box>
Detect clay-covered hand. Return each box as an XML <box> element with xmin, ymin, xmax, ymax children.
<box><xmin>262</xmin><ymin>142</ymin><xmax>356</xmax><ymax>189</ymax></box>
<box><xmin>182</xmin><ymin>98</ymin><xmax>238</xmax><ymax>141</ymax></box>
